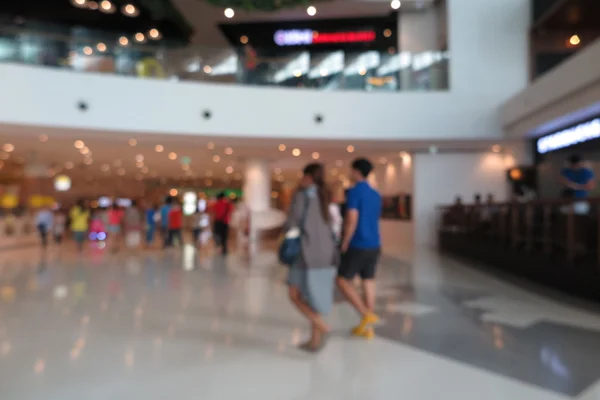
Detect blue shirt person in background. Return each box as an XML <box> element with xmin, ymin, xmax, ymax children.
<box><xmin>560</xmin><ymin>154</ymin><xmax>595</xmax><ymax>199</ymax></box>
<box><xmin>336</xmin><ymin>158</ymin><xmax>383</xmax><ymax>340</ymax></box>
<box><xmin>145</xmin><ymin>203</ymin><xmax>159</xmax><ymax>247</ymax></box>
<box><xmin>35</xmin><ymin>206</ymin><xmax>54</xmax><ymax>249</ymax></box>
<box><xmin>160</xmin><ymin>197</ymin><xmax>173</xmax><ymax>248</ymax></box>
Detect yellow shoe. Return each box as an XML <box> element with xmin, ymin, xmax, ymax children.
<box><xmin>356</xmin><ymin>312</ymin><xmax>380</xmax><ymax>330</ymax></box>
<box><xmin>352</xmin><ymin>326</ymin><xmax>375</xmax><ymax>339</ymax></box>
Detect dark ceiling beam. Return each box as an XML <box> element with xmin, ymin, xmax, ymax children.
<box><xmin>531</xmin><ymin>0</ymin><xmax>570</xmax><ymax>31</ymax></box>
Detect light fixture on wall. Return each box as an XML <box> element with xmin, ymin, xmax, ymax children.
<box><xmin>569</xmin><ymin>34</ymin><xmax>581</xmax><ymax>46</ymax></box>
<box><xmin>390</xmin><ymin>0</ymin><xmax>401</xmax><ymax>10</ymax></box>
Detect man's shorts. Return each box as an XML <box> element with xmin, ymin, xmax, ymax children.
<box><xmin>338</xmin><ymin>248</ymin><xmax>381</xmax><ymax>280</ymax></box>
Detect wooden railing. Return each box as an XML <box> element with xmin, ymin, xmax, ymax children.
<box><xmin>437</xmin><ymin>199</ymin><xmax>600</xmax><ymax>302</ymax></box>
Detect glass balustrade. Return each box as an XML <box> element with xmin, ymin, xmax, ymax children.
<box><xmin>0</xmin><ymin>26</ymin><xmax>449</xmax><ymax>92</ymax></box>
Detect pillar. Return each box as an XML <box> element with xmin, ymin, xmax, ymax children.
<box><xmin>243</xmin><ymin>159</ymin><xmax>271</xmax><ymax>254</ymax></box>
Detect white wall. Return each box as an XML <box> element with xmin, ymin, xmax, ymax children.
<box><xmin>413</xmin><ymin>152</ymin><xmax>512</xmax><ymax>247</ymax></box>
<box><xmin>502</xmin><ymin>38</ymin><xmax>600</xmax><ymax>138</ymax></box>
<box><xmin>0</xmin><ymin>0</ymin><xmax>529</xmax><ymax>141</ymax></box>
<box><xmin>369</xmin><ymin>156</ymin><xmax>414</xmax><ymax>255</ymax></box>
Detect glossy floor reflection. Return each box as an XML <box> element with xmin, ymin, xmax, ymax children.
<box><xmin>1</xmin><ymin>244</ymin><xmax>600</xmax><ymax>399</ymax></box>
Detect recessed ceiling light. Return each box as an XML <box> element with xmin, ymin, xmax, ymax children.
<box><xmin>391</xmin><ymin>0</ymin><xmax>401</xmax><ymax>10</ymax></box>
<box><xmin>153</xmin><ymin>145</ymin><xmax>163</xmax><ymax>153</ymax></box>
<box><xmin>65</xmin><ymin>161</ymin><xmax>74</xmax><ymax>170</ymax></box>
<box><xmin>292</xmin><ymin>148</ymin><xmax>301</xmax><ymax>156</ymax></box>
<box><xmin>240</xmin><ymin>35</ymin><xmax>248</xmax><ymax>44</ymax></box>
<box><xmin>84</xmin><ymin>158</ymin><xmax>93</xmax><ymax>165</ymax></box>
<box><xmin>224</xmin><ymin>147</ymin><xmax>233</xmax><ymax>155</ymax></box>
<box><xmin>39</xmin><ymin>134</ymin><xmax>48</xmax><ymax>142</ymax></box>
<box><xmin>225</xmin><ymin>166</ymin><xmax>234</xmax><ymax>174</ymax></box>
<box><xmin>128</xmin><ymin>138</ymin><xmax>137</xmax><ymax>146</ymax></box>
<box><xmin>293</xmin><ymin>70</ymin><xmax>302</xmax><ymax>78</ymax></box>
<box><xmin>71</xmin><ymin>0</ymin><xmax>87</xmax><ymax>8</ymax></box>
<box><xmin>134</xmin><ymin>33</ymin><xmax>146</xmax><ymax>43</ymax></box>
<box><xmin>213</xmin><ymin>155</ymin><xmax>221</xmax><ymax>163</ymax></box>
<box><xmin>149</xmin><ymin>29</ymin><xmax>162</xmax><ymax>40</ymax></box>
<box><xmin>122</xmin><ymin>4</ymin><xmax>139</xmax><ymax>17</ymax></box>
<box><xmin>203</xmin><ymin>65</ymin><xmax>212</xmax><ymax>74</ymax></box>
<box><xmin>359</xmin><ymin>67</ymin><xmax>367</xmax><ymax>76</ymax></box>
<box><xmin>100</xmin><ymin>0</ymin><xmax>114</xmax><ymax>12</ymax></box>
<box><xmin>278</xmin><ymin>144</ymin><xmax>286</xmax><ymax>151</ymax></box>
<box><xmin>74</xmin><ymin>141</ymin><xmax>84</xmax><ymax>149</ymax></box>
<box><xmin>88</xmin><ymin>1</ymin><xmax>98</xmax><ymax>10</ymax></box>
<box><xmin>83</xmin><ymin>46</ymin><xmax>93</xmax><ymax>56</ymax></box>
<box><xmin>80</xmin><ymin>147</ymin><xmax>90</xmax><ymax>155</ymax></box>
<box><xmin>119</xmin><ymin>36</ymin><xmax>129</xmax><ymax>46</ymax></box>
<box><xmin>207</xmin><ymin>142</ymin><xmax>215</xmax><ymax>150</ymax></box>
<box><xmin>346</xmin><ymin>145</ymin><xmax>355</xmax><ymax>153</ymax></box>
<box><xmin>312</xmin><ymin>152</ymin><xmax>320</xmax><ymax>160</ymax></box>
<box><xmin>3</xmin><ymin>143</ymin><xmax>14</xmax><ymax>152</ymax></box>
<box><xmin>117</xmin><ymin>168</ymin><xmax>126</xmax><ymax>176</ymax></box>
<box><xmin>96</xmin><ymin>42</ymin><xmax>107</xmax><ymax>52</ymax></box>
<box><xmin>170</xmin><ymin>189</ymin><xmax>178</xmax><ymax>196</ymax></box>
<box><xmin>224</xmin><ymin>8</ymin><xmax>234</xmax><ymax>18</ymax></box>
<box><xmin>168</xmin><ymin>152</ymin><xmax>177</xmax><ymax>160</ymax></box>
<box><xmin>136</xmin><ymin>161</ymin><xmax>144</xmax><ymax>168</ymax></box>
<box><xmin>135</xmin><ymin>154</ymin><xmax>144</xmax><ymax>162</ymax></box>
<box><xmin>491</xmin><ymin>144</ymin><xmax>502</xmax><ymax>153</ymax></box>
<box><xmin>383</xmin><ymin>29</ymin><xmax>392</xmax><ymax>38</ymax></box>
<box><xmin>307</xmin><ymin>5</ymin><xmax>316</xmax><ymax>16</ymax></box>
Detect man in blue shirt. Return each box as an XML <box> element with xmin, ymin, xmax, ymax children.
<box><xmin>336</xmin><ymin>158</ymin><xmax>382</xmax><ymax>339</ymax></box>
<box><xmin>561</xmin><ymin>155</ymin><xmax>595</xmax><ymax>199</ymax></box>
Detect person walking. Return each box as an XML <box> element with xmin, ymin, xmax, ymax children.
<box><xmin>69</xmin><ymin>199</ymin><xmax>90</xmax><ymax>253</ymax></box>
<box><xmin>53</xmin><ymin>209</ymin><xmax>66</xmax><ymax>244</ymax></box>
<box><xmin>124</xmin><ymin>200</ymin><xmax>143</xmax><ymax>249</ymax></box>
<box><xmin>167</xmin><ymin>199</ymin><xmax>183</xmax><ymax>248</ymax></box>
<box><xmin>213</xmin><ymin>193</ymin><xmax>233</xmax><ymax>255</ymax></box>
<box><xmin>35</xmin><ymin>206</ymin><xmax>53</xmax><ymax>249</ymax></box>
<box><xmin>145</xmin><ymin>203</ymin><xmax>159</xmax><ymax>248</ymax></box>
<box><xmin>286</xmin><ymin>163</ymin><xmax>338</xmax><ymax>353</ymax></box>
<box><xmin>336</xmin><ymin>158</ymin><xmax>382</xmax><ymax>340</ymax></box>
<box><xmin>107</xmin><ymin>203</ymin><xmax>124</xmax><ymax>252</ymax></box>
<box><xmin>160</xmin><ymin>197</ymin><xmax>172</xmax><ymax>248</ymax></box>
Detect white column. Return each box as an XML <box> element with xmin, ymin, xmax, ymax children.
<box><xmin>243</xmin><ymin>159</ymin><xmax>271</xmax><ymax>254</ymax></box>
<box><xmin>243</xmin><ymin>159</ymin><xmax>271</xmax><ymax>212</ymax></box>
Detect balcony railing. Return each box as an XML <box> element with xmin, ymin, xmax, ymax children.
<box><xmin>0</xmin><ymin>25</ymin><xmax>449</xmax><ymax>92</ymax></box>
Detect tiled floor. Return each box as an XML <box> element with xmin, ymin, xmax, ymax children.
<box><xmin>0</xmin><ymin>242</ymin><xmax>600</xmax><ymax>399</ymax></box>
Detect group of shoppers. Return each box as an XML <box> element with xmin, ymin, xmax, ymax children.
<box><xmin>285</xmin><ymin>158</ymin><xmax>382</xmax><ymax>352</ymax></box>
<box><xmin>33</xmin><ymin>193</ymin><xmax>246</xmax><ymax>255</ymax></box>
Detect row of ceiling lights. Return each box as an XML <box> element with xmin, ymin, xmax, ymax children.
<box><xmin>71</xmin><ymin>0</ymin><xmax>140</xmax><ymax>17</ymax></box>
<box><xmin>77</xmin><ymin>29</ymin><xmax>161</xmax><ymax>56</ymax></box>
<box><xmin>223</xmin><ymin>0</ymin><xmax>402</xmax><ymax>19</ymax></box>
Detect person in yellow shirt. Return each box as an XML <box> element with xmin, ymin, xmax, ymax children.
<box><xmin>70</xmin><ymin>199</ymin><xmax>90</xmax><ymax>252</ymax></box>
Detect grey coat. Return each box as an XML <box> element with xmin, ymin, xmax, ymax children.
<box><xmin>285</xmin><ymin>189</ymin><xmax>338</xmax><ymax>269</ymax></box>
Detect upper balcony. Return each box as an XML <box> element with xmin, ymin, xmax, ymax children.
<box><xmin>0</xmin><ymin>26</ymin><xmax>449</xmax><ymax>92</ymax></box>
<box><xmin>0</xmin><ymin>0</ymin><xmax>530</xmax><ymax>142</ymax></box>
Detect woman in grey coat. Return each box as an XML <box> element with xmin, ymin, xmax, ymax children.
<box><xmin>286</xmin><ymin>163</ymin><xmax>338</xmax><ymax>352</ymax></box>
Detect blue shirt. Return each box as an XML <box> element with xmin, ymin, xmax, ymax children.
<box><xmin>35</xmin><ymin>210</ymin><xmax>54</xmax><ymax>230</ymax></box>
<box><xmin>160</xmin><ymin>205</ymin><xmax>171</xmax><ymax>227</ymax></box>
<box><xmin>146</xmin><ymin>209</ymin><xmax>157</xmax><ymax>227</ymax></box>
<box><xmin>561</xmin><ymin>167</ymin><xmax>595</xmax><ymax>198</ymax></box>
<box><xmin>346</xmin><ymin>181</ymin><xmax>381</xmax><ymax>249</ymax></box>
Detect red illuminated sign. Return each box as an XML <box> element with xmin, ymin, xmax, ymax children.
<box><xmin>274</xmin><ymin>29</ymin><xmax>377</xmax><ymax>46</ymax></box>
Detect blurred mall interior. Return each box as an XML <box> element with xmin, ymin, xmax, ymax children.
<box><xmin>1</xmin><ymin>0</ymin><xmax>600</xmax><ymax>398</ymax></box>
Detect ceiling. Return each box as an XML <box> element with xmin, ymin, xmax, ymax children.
<box><xmin>0</xmin><ymin>124</ymin><xmax>516</xmax><ymax>186</ymax></box>
<box><xmin>171</xmin><ymin>0</ymin><xmax>436</xmax><ymax>47</ymax></box>
<box><xmin>533</xmin><ymin>0</ymin><xmax>600</xmax><ymax>32</ymax></box>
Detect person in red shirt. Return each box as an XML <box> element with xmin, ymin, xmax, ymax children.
<box><xmin>167</xmin><ymin>199</ymin><xmax>184</xmax><ymax>247</ymax></box>
<box><xmin>213</xmin><ymin>192</ymin><xmax>233</xmax><ymax>255</ymax></box>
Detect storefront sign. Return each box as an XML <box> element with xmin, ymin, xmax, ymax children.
<box><xmin>536</xmin><ymin>118</ymin><xmax>600</xmax><ymax>154</ymax></box>
<box><xmin>274</xmin><ymin>29</ymin><xmax>376</xmax><ymax>46</ymax></box>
